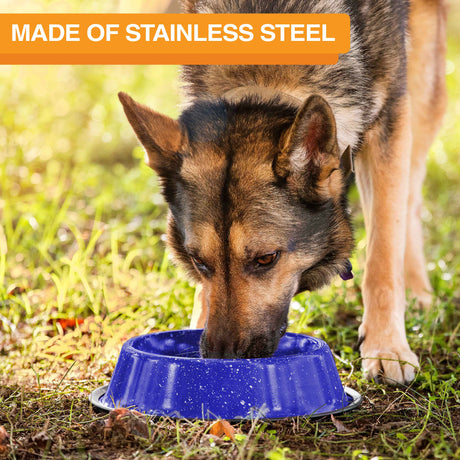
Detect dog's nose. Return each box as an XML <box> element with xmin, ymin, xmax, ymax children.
<box><xmin>199</xmin><ymin>328</ymin><xmax>240</xmax><ymax>359</ymax></box>
<box><xmin>200</xmin><ymin>328</ymin><xmax>281</xmax><ymax>359</ymax></box>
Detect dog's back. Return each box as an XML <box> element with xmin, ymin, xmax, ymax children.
<box><xmin>181</xmin><ymin>0</ymin><xmax>409</xmax><ymax>152</ymax></box>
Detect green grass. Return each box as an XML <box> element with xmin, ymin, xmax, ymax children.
<box><xmin>0</xmin><ymin>2</ymin><xmax>459</xmax><ymax>459</ymax></box>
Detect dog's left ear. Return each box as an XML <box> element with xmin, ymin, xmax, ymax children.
<box><xmin>275</xmin><ymin>95</ymin><xmax>340</xmax><ymax>185</ymax></box>
<box><xmin>118</xmin><ymin>92</ymin><xmax>186</xmax><ymax>178</ymax></box>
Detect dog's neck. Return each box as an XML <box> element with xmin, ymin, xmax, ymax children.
<box><xmin>190</xmin><ymin>85</ymin><xmax>360</xmax><ymax>153</ymax></box>
<box><xmin>222</xmin><ymin>86</ymin><xmax>303</xmax><ymax>108</ymax></box>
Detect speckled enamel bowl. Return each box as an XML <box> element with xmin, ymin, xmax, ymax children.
<box><xmin>90</xmin><ymin>329</ymin><xmax>361</xmax><ymax>419</ymax></box>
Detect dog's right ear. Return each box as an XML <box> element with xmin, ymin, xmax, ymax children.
<box><xmin>276</xmin><ymin>95</ymin><xmax>339</xmax><ymax>178</ymax></box>
<box><xmin>118</xmin><ymin>92</ymin><xmax>186</xmax><ymax>177</ymax></box>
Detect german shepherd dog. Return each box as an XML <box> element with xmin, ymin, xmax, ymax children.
<box><xmin>119</xmin><ymin>0</ymin><xmax>447</xmax><ymax>384</ymax></box>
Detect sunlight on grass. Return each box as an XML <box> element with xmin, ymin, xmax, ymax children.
<box><xmin>0</xmin><ymin>63</ymin><xmax>188</xmax><ymax>385</ymax></box>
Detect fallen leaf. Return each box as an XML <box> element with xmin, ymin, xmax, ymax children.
<box><xmin>7</xmin><ymin>285</ymin><xmax>26</xmax><ymax>296</ymax></box>
<box><xmin>209</xmin><ymin>420</ymin><xmax>236</xmax><ymax>441</ymax></box>
<box><xmin>56</xmin><ymin>318</ymin><xmax>85</xmax><ymax>330</ymax></box>
<box><xmin>331</xmin><ymin>415</ymin><xmax>353</xmax><ymax>433</ymax></box>
<box><xmin>0</xmin><ymin>426</ymin><xmax>9</xmax><ymax>454</ymax></box>
<box><xmin>104</xmin><ymin>408</ymin><xmax>149</xmax><ymax>440</ymax></box>
<box><xmin>31</xmin><ymin>430</ymin><xmax>52</xmax><ymax>449</ymax></box>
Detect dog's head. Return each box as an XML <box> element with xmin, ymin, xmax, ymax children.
<box><xmin>119</xmin><ymin>92</ymin><xmax>353</xmax><ymax>358</ymax></box>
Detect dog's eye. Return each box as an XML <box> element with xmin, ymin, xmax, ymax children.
<box><xmin>191</xmin><ymin>255</ymin><xmax>211</xmax><ymax>275</ymax></box>
<box><xmin>192</xmin><ymin>255</ymin><xmax>205</xmax><ymax>267</ymax></box>
<box><xmin>255</xmin><ymin>251</ymin><xmax>279</xmax><ymax>267</ymax></box>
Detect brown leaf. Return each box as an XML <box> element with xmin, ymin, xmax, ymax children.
<box><xmin>104</xmin><ymin>408</ymin><xmax>149</xmax><ymax>440</ymax></box>
<box><xmin>31</xmin><ymin>430</ymin><xmax>52</xmax><ymax>449</ymax></box>
<box><xmin>331</xmin><ymin>415</ymin><xmax>353</xmax><ymax>433</ymax></box>
<box><xmin>209</xmin><ymin>420</ymin><xmax>236</xmax><ymax>441</ymax></box>
<box><xmin>0</xmin><ymin>426</ymin><xmax>9</xmax><ymax>454</ymax></box>
<box><xmin>7</xmin><ymin>285</ymin><xmax>26</xmax><ymax>296</ymax></box>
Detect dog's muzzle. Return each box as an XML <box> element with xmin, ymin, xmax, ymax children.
<box><xmin>200</xmin><ymin>322</ymin><xmax>287</xmax><ymax>359</ymax></box>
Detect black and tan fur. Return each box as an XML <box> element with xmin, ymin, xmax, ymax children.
<box><xmin>119</xmin><ymin>0</ymin><xmax>447</xmax><ymax>384</ymax></box>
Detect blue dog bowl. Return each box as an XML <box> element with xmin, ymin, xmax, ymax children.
<box><xmin>90</xmin><ymin>329</ymin><xmax>361</xmax><ymax>419</ymax></box>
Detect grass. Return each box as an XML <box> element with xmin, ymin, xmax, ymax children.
<box><xmin>0</xmin><ymin>1</ymin><xmax>459</xmax><ymax>459</ymax></box>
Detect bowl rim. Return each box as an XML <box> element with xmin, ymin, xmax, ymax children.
<box><xmin>89</xmin><ymin>385</ymin><xmax>362</xmax><ymax>420</ymax></box>
<box><xmin>123</xmin><ymin>330</ymin><xmax>328</xmax><ymax>363</ymax></box>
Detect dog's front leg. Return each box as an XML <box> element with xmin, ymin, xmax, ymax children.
<box><xmin>190</xmin><ymin>284</ymin><xmax>207</xmax><ymax>328</ymax></box>
<box><xmin>355</xmin><ymin>95</ymin><xmax>419</xmax><ymax>385</ymax></box>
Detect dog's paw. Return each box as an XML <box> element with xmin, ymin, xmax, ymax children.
<box><xmin>359</xmin><ymin>334</ymin><xmax>419</xmax><ymax>385</ymax></box>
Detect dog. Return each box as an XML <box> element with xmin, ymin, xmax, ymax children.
<box><xmin>118</xmin><ymin>0</ymin><xmax>447</xmax><ymax>384</ymax></box>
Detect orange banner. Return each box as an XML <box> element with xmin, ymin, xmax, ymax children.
<box><xmin>0</xmin><ymin>14</ymin><xmax>350</xmax><ymax>65</ymax></box>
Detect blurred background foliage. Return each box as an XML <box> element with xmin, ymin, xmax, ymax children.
<box><xmin>0</xmin><ymin>0</ymin><xmax>458</xmax><ymax>381</ymax></box>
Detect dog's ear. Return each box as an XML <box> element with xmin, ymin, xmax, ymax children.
<box><xmin>276</xmin><ymin>95</ymin><xmax>339</xmax><ymax>179</ymax></box>
<box><xmin>118</xmin><ymin>92</ymin><xmax>186</xmax><ymax>177</ymax></box>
